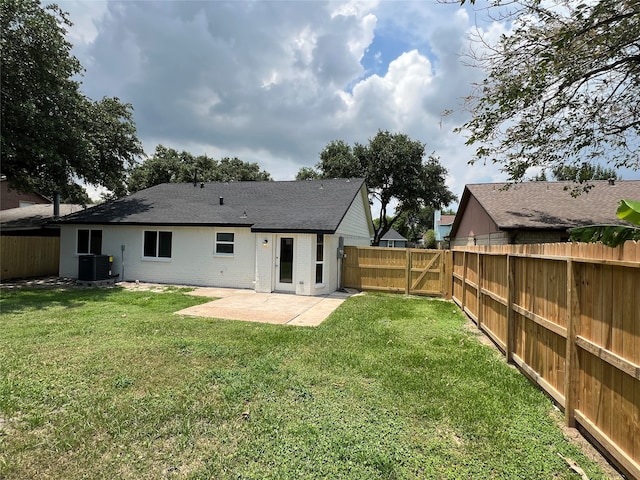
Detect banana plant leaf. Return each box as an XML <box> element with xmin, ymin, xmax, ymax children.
<box><xmin>616</xmin><ymin>199</ymin><xmax>640</xmax><ymax>225</ymax></box>
<box><xmin>569</xmin><ymin>199</ymin><xmax>640</xmax><ymax>247</ymax></box>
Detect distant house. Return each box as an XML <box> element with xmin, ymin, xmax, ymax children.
<box><xmin>449</xmin><ymin>180</ymin><xmax>640</xmax><ymax>247</ymax></box>
<box><xmin>434</xmin><ymin>211</ymin><xmax>456</xmax><ymax>242</ymax></box>
<box><xmin>58</xmin><ymin>179</ymin><xmax>374</xmax><ymax>295</ymax></box>
<box><xmin>1</xmin><ymin>204</ymin><xmax>86</xmax><ymax>236</ymax></box>
<box><xmin>1</xmin><ymin>178</ymin><xmax>50</xmax><ymax>210</ymax></box>
<box><xmin>379</xmin><ymin>228</ymin><xmax>407</xmax><ymax>248</ymax></box>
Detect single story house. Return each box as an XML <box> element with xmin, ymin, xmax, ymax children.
<box><xmin>379</xmin><ymin>228</ymin><xmax>407</xmax><ymax>248</ymax></box>
<box><xmin>450</xmin><ymin>180</ymin><xmax>640</xmax><ymax>247</ymax></box>
<box><xmin>59</xmin><ymin>179</ymin><xmax>374</xmax><ymax>295</ymax></box>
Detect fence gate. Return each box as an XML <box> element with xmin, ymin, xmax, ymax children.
<box><xmin>408</xmin><ymin>249</ymin><xmax>444</xmax><ymax>295</ymax></box>
<box><xmin>342</xmin><ymin>246</ymin><xmax>451</xmax><ymax>297</ymax></box>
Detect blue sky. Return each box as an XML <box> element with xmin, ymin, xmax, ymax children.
<box><xmin>56</xmin><ymin>0</ymin><xmax>638</xmax><ymax>203</ymax></box>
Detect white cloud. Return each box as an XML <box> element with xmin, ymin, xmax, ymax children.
<box><xmin>58</xmin><ymin>0</ymin><xmax>518</xmax><ymax>203</ymax></box>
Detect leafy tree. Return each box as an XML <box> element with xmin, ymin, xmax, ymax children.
<box><xmin>530</xmin><ymin>163</ymin><xmax>619</xmax><ymax>185</ymax></box>
<box><xmin>392</xmin><ymin>207</ymin><xmax>440</xmax><ymax>243</ymax></box>
<box><xmin>1</xmin><ymin>0</ymin><xmax>143</xmax><ymax>199</ymax></box>
<box><xmin>298</xmin><ymin>131</ymin><xmax>455</xmax><ymax>245</ymax></box>
<box><xmin>215</xmin><ymin>157</ymin><xmax>272</xmax><ymax>183</ymax></box>
<box><xmin>317</xmin><ymin>140</ymin><xmax>360</xmax><ymax>179</ymax></box>
<box><xmin>126</xmin><ymin>146</ymin><xmax>188</xmax><ymax>193</ymax></box>
<box><xmin>127</xmin><ymin>145</ymin><xmax>272</xmax><ymax>193</ymax></box>
<box><xmin>549</xmin><ymin>164</ymin><xmax>619</xmax><ymax>183</ymax></box>
<box><xmin>30</xmin><ymin>177</ymin><xmax>92</xmax><ymax>205</ymax></box>
<box><xmin>295</xmin><ymin>167</ymin><xmax>321</xmax><ymax>181</ymax></box>
<box><xmin>423</xmin><ymin>230</ymin><xmax>437</xmax><ymax>249</ymax></box>
<box><xmin>457</xmin><ymin>0</ymin><xmax>640</xmax><ymax>184</ymax></box>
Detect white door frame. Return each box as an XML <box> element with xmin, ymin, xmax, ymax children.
<box><xmin>275</xmin><ymin>235</ymin><xmax>295</xmax><ymax>292</ymax></box>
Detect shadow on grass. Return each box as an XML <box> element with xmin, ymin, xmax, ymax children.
<box><xmin>0</xmin><ymin>287</ymin><xmax>126</xmax><ymax>314</ymax></box>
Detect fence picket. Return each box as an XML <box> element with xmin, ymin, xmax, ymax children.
<box><xmin>1</xmin><ymin>236</ymin><xmax>60</xmax><ymax>280</ymax></box>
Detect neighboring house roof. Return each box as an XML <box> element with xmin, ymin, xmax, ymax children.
<box><xmin>60</xmin><ymin>179</ymin><xmax>368</xmax><ymax>233</ymax></box>
<box><xmin>1</xmin><ymin>204</ymin><xmax>87</xmax><ymax>232</ymax></box>
<box><xmin>438</xmin><ymin>215</ymin><xmax>456</xmax><ymax>226</ymax></box>
<box><xmin>380</xmin><ymin>228</ymin><xmax>407</xmax><ymax>241</ymax></box>
<box><xmin>450</xmin><ymin>180</ymin><xmax>640</xmax><ymax>238</ymax></box>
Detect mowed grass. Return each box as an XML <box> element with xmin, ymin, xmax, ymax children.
<box><xmin>0</xmin><ymin>288</ymin><xmax>607</xmax><ymax>479</ymax></box>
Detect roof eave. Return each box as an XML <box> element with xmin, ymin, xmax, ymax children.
<box><xmin>59</xmin><ymin>221</ymin><xmax>255</xmax><ymax>228</ymax></box>
<box><xmin>251</xmin><ymin>227</ymin><xmax>336</xmax><ymax>234</ymax></box>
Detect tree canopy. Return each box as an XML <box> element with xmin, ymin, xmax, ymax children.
<box><xmin>297</xmin><ymin>131</ymin><xmax>456</xmax><ymax>245</ymax></box>
<box><xmin>1</xmin><ymin>0</ymin><xmax>143</xmax><ymax>200</ymax></box>
<box><xmin>458</xmin><ymin>0</ymin><xmax>640</xmax><ymax>183</ymax></box>
<box><xmin>383</xmin><ymin>206</ymin><xmax>455</xmax><ymax>244</ymax></box>
<box><xmin>530</xmin><ymin>163</ymin><xmax>619</xmax><ymax>186</ymax></box>
<box><xmin>127</xmin><ymin>145</ymin><xmax>272</xmax><ymax>193</ymax></box>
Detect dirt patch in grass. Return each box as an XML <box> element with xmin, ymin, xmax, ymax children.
<box><xmin>551</xmin><ymin>411</ymin><xmax>625</xmax><ymax>480</ymax></box>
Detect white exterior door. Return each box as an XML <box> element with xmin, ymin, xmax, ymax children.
<box><xmin>275</xmin><ymin>236</ymin><xmax>295</xmax><ymax>292</ymax></box>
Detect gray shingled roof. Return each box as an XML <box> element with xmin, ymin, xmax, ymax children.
<box><xmin>1</xmin><ymin>204</ymin><xmax>87</xmax><ymax>231</ymax></box>
<box><xmin>452</xmin><ymin>180</ymin><xmax>640</xmax><ymax>235</ymax></box>
<box><xmin>59</xmin><ymin>179</ymin><xmax>367</xmax><ymax>233</ymax></box>
<box><xmin>381</xmin><ymin>228</ymin><xmax>407</xmax><ymax>241</ymax></box>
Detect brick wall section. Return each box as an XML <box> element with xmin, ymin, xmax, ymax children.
<box><xmin>1</xmin><ymin>180</ymin><xmax>50</xmax><ymax>210</ymax></box>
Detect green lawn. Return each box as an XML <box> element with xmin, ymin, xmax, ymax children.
<box><xmin>0</xmin><ymin>287</ymin><xmax>608</xmax><ymax>479</ymax></box>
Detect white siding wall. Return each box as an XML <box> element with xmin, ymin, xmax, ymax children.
<box><xmin>252</xmin><ymin>233</ymin><xmax>340</xmax><ymax>295</ymax></box>
<box><xmin>60</xmin><ymin>224</ymin><xmax>256</xmax><ymax>288</ymax></box>
<box><xmin>335</xmin><ymin>185</ymin><xmax>373</xmax><ymax>246</ymax></box>
<box><xmin>311</xmin><ymin>234</ymin><xmax>339</xmax><ymax>295</ymax></box>
<box><xmin>294</xmin><ymin>234</ymin><xmax>313</xmax><ymax>295</ymax></box>
<box><xmin>254</xmin><ymin>233</ymin><xmax>274</xmax><ymax>293</ymax></box>
<box><xmin>59</xmin><ymin>226</ymin><xmax>78</xmax><ymax>277</ymax></box>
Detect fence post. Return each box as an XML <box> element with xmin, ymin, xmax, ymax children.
<box><xmin>461</xmin><ymin>252</ymin><xmax>468</xmax><ymax>312</ymax></box>
<box><xmin>564</xmin><ymin>259</ymin><xmax>579</xmax><ymax>427</ymax></box>
<box><xmin>477</xmin><ymin>253</ymin><xmax>483</xmax><ymax>331</ymax></box>
<box><xmin>442</xmin><ymin>250</ymin><xmax>452</xmax><ymax>299</ymax></box>
<box><xmin>506</xmin><ymin>254</ymin><xmax>515</xmax><ymax>363</ymax></box>
<box><xmin>405</xmin><ymin>248</ymin><xmax>411</xmax><ymax>295</ymax></box>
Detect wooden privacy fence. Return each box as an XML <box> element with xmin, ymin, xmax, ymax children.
<box><xmin>452</xmin><ymin>242</ymin><xmax>640</xmax><ymax>478</ymax></box>
<box><xmin>0</xmin><ymin>236</ymin><xmax>60</xmax><ymax>281</ymax></box>
<box><xmin>342</xmin><ymin>246</ymin><xmax>452</xmax><ymax>297</ymax></box>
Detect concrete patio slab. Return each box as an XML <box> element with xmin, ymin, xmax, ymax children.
<box><xmin>175</xmin><ymin>289</ymin><xmax>354</xmax><ymax>326</ymax></box>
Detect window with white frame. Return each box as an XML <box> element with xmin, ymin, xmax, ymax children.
<box><xmin>215</xmin><ymin>232</ymin><xmax>234</xmax><ymax>255</ymax></box>
<box><xmin>315</xmin><ymin>234</ymin><xmax>324</xmax><ymax>284</ymax></box>
<box><xmin>77</xmin><ymin>229</ymin><xmax>102</xmax><ymax>254</ymax></box>
<box><xmin>143</xmin><ymin>230</ymin><xmax>172</xmax><ymax>259</ymax></box>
